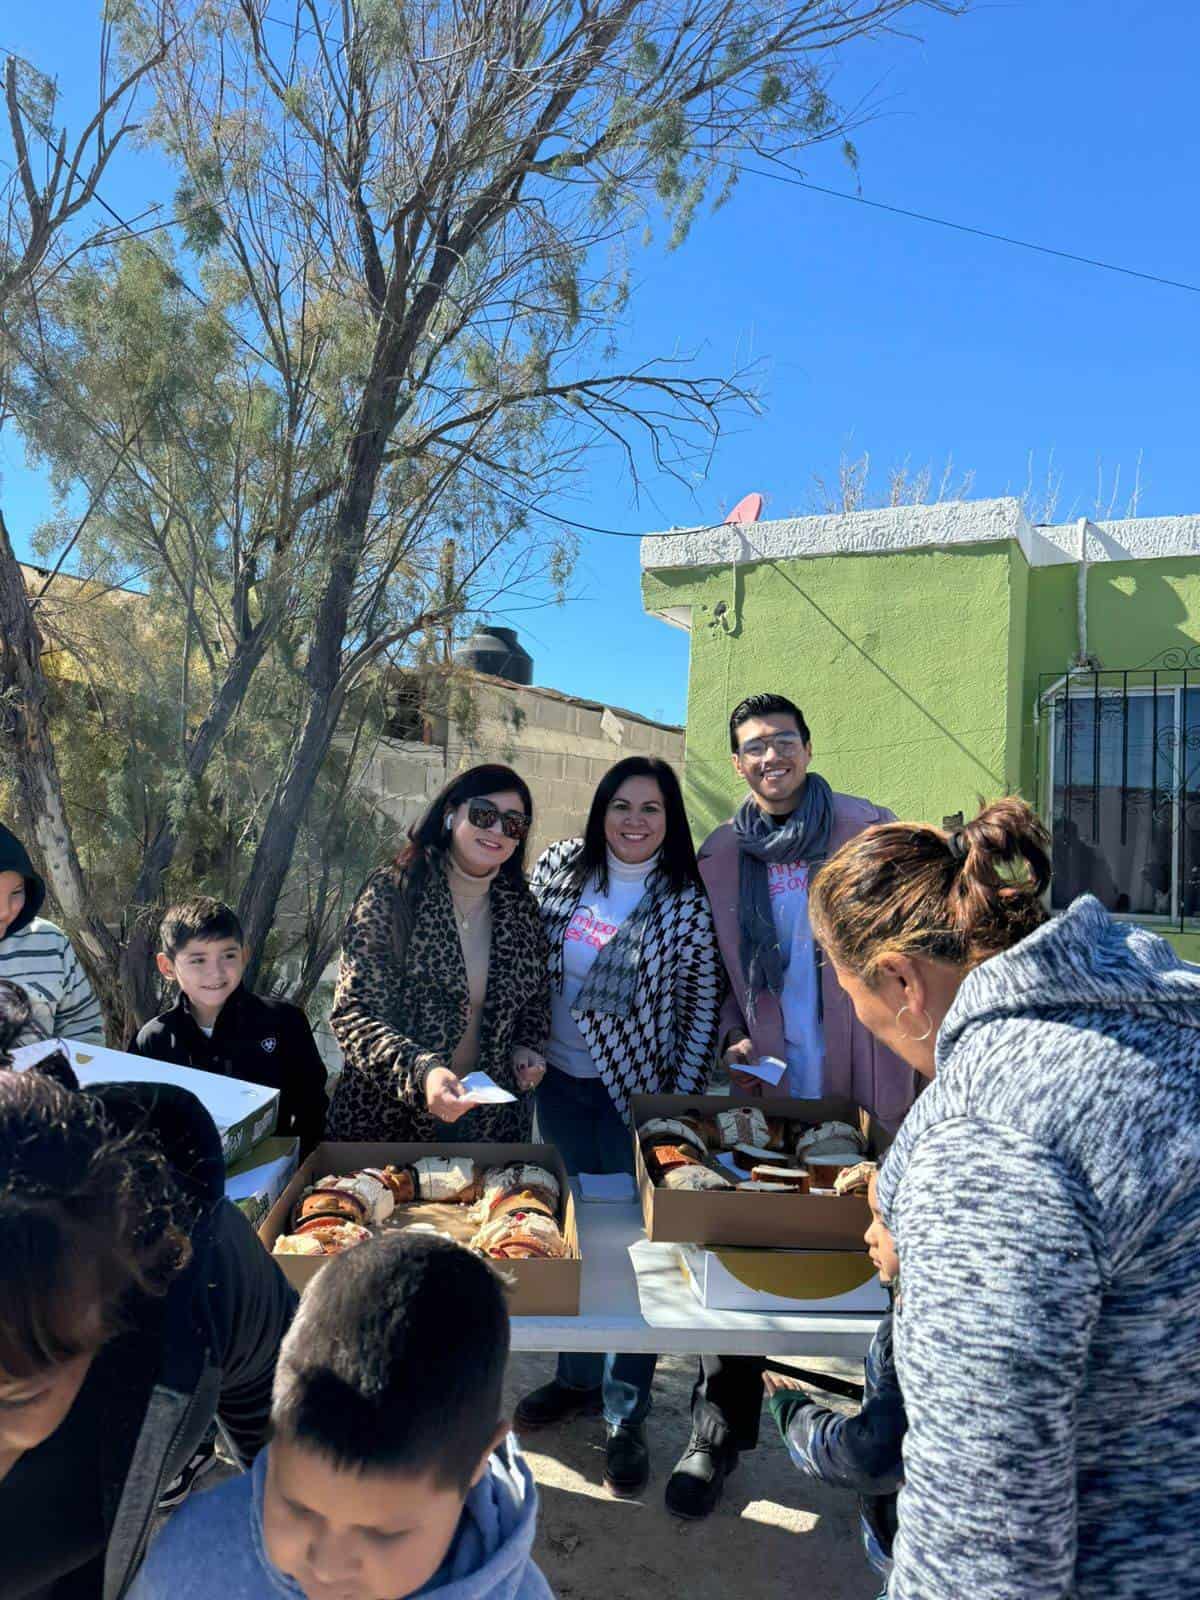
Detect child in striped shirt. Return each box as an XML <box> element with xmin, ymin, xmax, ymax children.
<box><xmin>0</xmin><ymin>822</ymin><xmax>103</xmax><ymax>1044</ymax></box>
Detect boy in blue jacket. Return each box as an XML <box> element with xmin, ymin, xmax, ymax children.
<box><xmin>130</xmin><ymin>1231</ymin><xmax>554</xmax><ymax>1600</ymax></box>
<box><xmin>764</xmin><ymin>1166</ymin><xmax>905</xmax><ymax>1596</ymax></box>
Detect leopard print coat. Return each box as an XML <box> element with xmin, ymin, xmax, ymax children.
<box><xmin>327</xmin><ymin>857</ymin><xmax>551</xmax><ymax>1143</ymax></box>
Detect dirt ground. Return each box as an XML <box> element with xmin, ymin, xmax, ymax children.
<box><xmin>507</xmin><ymin>1349</ymin><xmax>880</xmax><ymax>1600</ymax></box>
<box><xmin>207</xmin><ymin>1071</ymin><xmax>879</xmax><ymax>1596</ymax></box>
<box><xmin>192</xmin><ymin>1348</ymin><xmax>878</xmax><ymax>1599</ymax></box>
<box><xmin>191</xmin><ymin>1355</ymin><xmax>875</xmax><ymax>1599</ymax></box>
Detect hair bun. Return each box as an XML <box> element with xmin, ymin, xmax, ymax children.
<box><xmin>948</xmin><ymin>800</ymin><xmax>1052</xmax><ymax>938</ymax></box>
<box><xmin>809</xmin><ymin>795</ymin><xmax>1053</xmax><ymax>981</ymax></box>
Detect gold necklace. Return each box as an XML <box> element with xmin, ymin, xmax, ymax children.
<box><xmin>453</xmin><ymin>892</ymin><xmax>487</xmax><ymax>935</ymax></box>
<box><xmin>448</xmin><ymin>858</ymin><xmax>491</xmax><ymax>933</ymax></box>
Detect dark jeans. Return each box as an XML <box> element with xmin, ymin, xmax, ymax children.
<box><xmin>434</xmin><ymin>1107</ymin><xmax>495</xmax><ymax>1142</ymax></box>
<box><xmin>535</xmin><ymin>1067</ymin><xmax>657</xmax><ymax>1426</ymax></box>
<box><xmin>691</xmin><ymin>1354</ymin><xmax>765</xmax><ymax>1454</ymax></box>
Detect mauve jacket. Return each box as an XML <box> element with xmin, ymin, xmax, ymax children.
<box><xmin>698</xmin><ymin>792</ymin><xmax>918</xmax><ymax>1131</ymax></box>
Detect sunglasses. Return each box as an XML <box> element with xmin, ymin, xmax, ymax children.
<box><xmin>467</xmin><ymin>799</ymin><xmax>531</xmax><ymax>841</ymax></box>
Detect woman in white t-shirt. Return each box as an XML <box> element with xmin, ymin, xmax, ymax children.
<box><xmin>515</xmin><ymin>757</ymin><xmax>724</xmax><ymax>1497</ymax></box>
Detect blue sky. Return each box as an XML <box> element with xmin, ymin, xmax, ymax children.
<box><xmin>4</xmin><ymin>1</ymin><xmax>1199</xmax><ymax>726</ymax></box>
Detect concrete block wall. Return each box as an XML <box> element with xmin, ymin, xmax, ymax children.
<box><xmin>352</xmin><ymin>675</ymin><xmax>681</xmax><ymax>876</ymax></box>
<box><xmin>346</xmin><ymin>682</ymin><xmax>684</xmax><ymax>864</ymax></box>
<box><xmin>437</xmin><ymin>679</ymin><xmax>685</xmax><ymax>861</ymax></box>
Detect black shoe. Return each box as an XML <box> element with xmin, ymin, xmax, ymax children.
<box><xmin>158</xmin><ymin>1437</ymin><xmax>219</xmax><ymax>1512</ymax></box>
<box><xmin>604</xmin><ymin>1422</ymin><xmax>649</xmax><ymax>1496</ymax></box>
<box><xmin>515</xmin><ymin>1379</ymin><xmax>604</xmax><ymax>1430</ymax></box>
<box><xmin>664</xmin><ymin>1434</ymin><xmax>738</xmax><ymax>1520</ymax></box>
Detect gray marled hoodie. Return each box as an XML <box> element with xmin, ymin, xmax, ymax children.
<box><xmin>877</xmin><ymin>895</ymin><xmax>1200</xmax><ymax>1600</ymax></box>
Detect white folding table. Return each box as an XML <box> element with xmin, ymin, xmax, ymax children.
<box><xmin>509</xmin><ymin>1199</ymin><xmax>880</xmax><ymax>1360</ymax></box>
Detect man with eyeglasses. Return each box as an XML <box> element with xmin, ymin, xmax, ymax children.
<box><xmin>665</xmin><ymin>692</ymin><xmax>917</xmax><ymax>1521</ymax></box>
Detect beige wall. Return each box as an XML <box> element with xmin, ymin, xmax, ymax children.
<box><xmin>358</xmin><ymin>675</ymin><xmax>685</xmax><ymax>863</ymax></box>
<box><xmin>356</xmin><ymin>741</ymin><xmax>447</xmax><ymax>833</ymax></box>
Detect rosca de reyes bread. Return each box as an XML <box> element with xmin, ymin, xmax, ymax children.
<box><xmin>471</xmin><ymin>1210</ymin><xmax>569</xmax><ymax>1260</ymax></box>
<box><xmin>478</xmin><ymin>1163</ymin><xmax>560</xmax><ymax>1218</ymax></box>
<box><xmin>796</xmin><ymin>1121</ymin><xmax>868</xmax><ymax>1186</ymax></box>
<box><xmin>713</xmin><ymin>1105</ymin><xmax>789</xmax><ymax>1153</ymax></box>
<box><xmin>275</xmin><ymin>1156</ymin><xmax>570</xmax><ymax>1265</ymax></box>
<box><xmin>411</xmin><ymin>1157</ymin><xmax>480</xmax><ymax>1204</ymax></box>
<box><xmin>794</xmin><ymin>1120</ymin><xmax>865</xmax><ymax>1163</ymax></box>
<box><xmin>638</xmin><ymin>1117</ymin><xmax>708</xmax><ymax>1155</ymax></box>
<box><xmin>643</xmin><ymin>1143</ymin><xmax>703</xmax><ymax>1180</ymax></box>
<box><xmin>833</xmin><ymin>1160</ymin><xmax>877</xmax><ymax>1196</ymax></box>
<box><xmin>661</xmin><ymin>1163</ymin><xmax>734</xmax><ymax>1192</ymax></box>
<box><xmin>273</xmin><ymin>1220</ymin><xmax>371</xmax><ymax>1255</ymax></box>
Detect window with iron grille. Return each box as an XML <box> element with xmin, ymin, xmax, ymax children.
<box><xmin>1040</xmin><ymin>650</ymin><xmax>1200</xmax><ymax>929</ymax></box>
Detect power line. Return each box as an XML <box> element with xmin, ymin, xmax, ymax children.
<box><xmin>76</xmin><ymin>189</ymin><xmax>711</xmax><ymax>545</ymax></box>
<box><xmin>738</xmin><ymin>162</ymin><xmax>1200</xmax><ymax>297</ymax></box>
<box><xmin>80</xmin><ymin>195</ymin><xmax>707</xmax><ymax>545</ymax></box>
<box><xmin>9</xmin><ymin>31</ymin><xmax>1198</xmax><ymax>298</ymax></box>
<box><xmin>451</xmin><ymin>458</ymin><xmax>725</xmax><ymax>542</ymax></box>
<box><xmin>514</xmin><ymin>502</ymin><xmax>711</xmax><ymax>540</ymax></box>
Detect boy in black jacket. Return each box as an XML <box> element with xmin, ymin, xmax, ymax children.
<box><xmin>131</xmin><ymin>896</ymin><xmax>328</xmax><ymax>1155</ymax></box>
<box><xmin>764</xmin><ymin>1167</ymin><xmax>905</xmax><ymax>1597</ymax></box>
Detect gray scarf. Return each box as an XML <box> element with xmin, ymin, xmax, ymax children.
<box><xmin>734</xmin><ymin>773</ymin><xmax>835</xmax><ymax>1015</ymax></box>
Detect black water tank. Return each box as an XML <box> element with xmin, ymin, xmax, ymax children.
<box><xmin>453</xmin><ymin>625</ymin><xmax>534</xmax><ymax>685</ymax></box>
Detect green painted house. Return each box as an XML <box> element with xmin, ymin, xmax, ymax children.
<box><xmin>640</xmin><ymin>497</ymin><xmax>1200</xmax><ymax>959</ymax></box>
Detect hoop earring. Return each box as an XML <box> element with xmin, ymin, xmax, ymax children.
<box><xmin>444</xmin><ymin>813</ymin><xmax>454</xmax><ymax>831</ymax></box>
<box><xmin>896</xmin><ymin>1004</ymin><xmax>934</xmax><ymax>1043</ymax></box>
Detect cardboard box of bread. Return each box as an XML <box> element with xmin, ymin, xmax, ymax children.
<box><xmin>259</xmin><ymin>1142</ymin><xmax>580</xmax><ymax>1316</ymax></box>
<box><xmin>632</xmin><ymin>1092</ymin><xmax>889</xmax><ymax>1250</ymax></box>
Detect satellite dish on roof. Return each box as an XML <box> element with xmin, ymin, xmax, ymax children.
<box><xmin>725</xmin><ymin>492</ymin><xmax>764</xmax><ymax>525</ymax></box>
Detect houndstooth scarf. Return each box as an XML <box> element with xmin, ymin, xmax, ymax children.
<box><xmin>576</xmin><ymin>856</ymin><xmax>667</xmax><ymax>1017</ymax></box>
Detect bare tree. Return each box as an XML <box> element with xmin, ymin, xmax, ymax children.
<box><xmin>808</xmin><ymin>447</ymin><xmax>975</xmax><ymax>513</ymax></box>
<box><xmin>0</xmin><ymin>20</ymin><xmax>169</xmax><ymax>1022</ymax></box>
<box><xmin>131</xmin><ymin>0</ymin><xmax>961</xmax><ymax>986</ymax></box>
<box><xmin>3</xmin><ymin>0</ymin><xmax>965</xmax><ymax>1031</ymax></box>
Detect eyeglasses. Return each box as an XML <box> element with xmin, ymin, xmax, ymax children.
<box><xmin>467</xmin><ymin>799</ymin><xmax>531</xmax><ymax>840</ymax></box>
<box><xmin>737</xmin><ymin>733</ymin><xmax>806</xmax><ymax>761</ymax></box>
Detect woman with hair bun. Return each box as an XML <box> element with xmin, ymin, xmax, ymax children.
<box><xmin>808</xmin><ymin>798</ymin><xmax>1200</xmax><ymax>1600</ymax></box>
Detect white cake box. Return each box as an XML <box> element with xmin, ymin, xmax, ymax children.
<box><xmin>225</xmin><ymin>1136</ymin><xmax>301</xmax><ymax>1229</ymax></box>
<box><xmin>679</xmin><ymin>1243</ymin><xmax>889</xmax><ymax>1314</ymax></box>
<box><xmin>9</xmin><ymin>1038</ymin><xmax>280</xmax><ymax>1167</ymax></box>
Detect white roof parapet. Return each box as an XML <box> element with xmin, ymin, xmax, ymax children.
<box><xmin>640</xmin><ymin>497</ymin><xmax>1200</xmax><ymax>574</ymax></box>
<box><xmin>640</xmin><ymin>498</ymin><xmax>1033</xmax><ymax>573</ymax></box>
<box><xmin>1053</xmin><ymin>516</ymin><xmax>1200</xmax><ymax>564</ymax></box>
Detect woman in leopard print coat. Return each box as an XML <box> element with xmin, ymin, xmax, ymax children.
<box><xmin>327</xmin><ymin>765</ymin><xmax>551</xmax><ymax>1144</ymax></box>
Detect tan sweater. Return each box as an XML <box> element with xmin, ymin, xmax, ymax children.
<box><xmin>446</xmin><ymin>855</ymin><xmax>496</xmax><ymax>1075</ymax></box>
